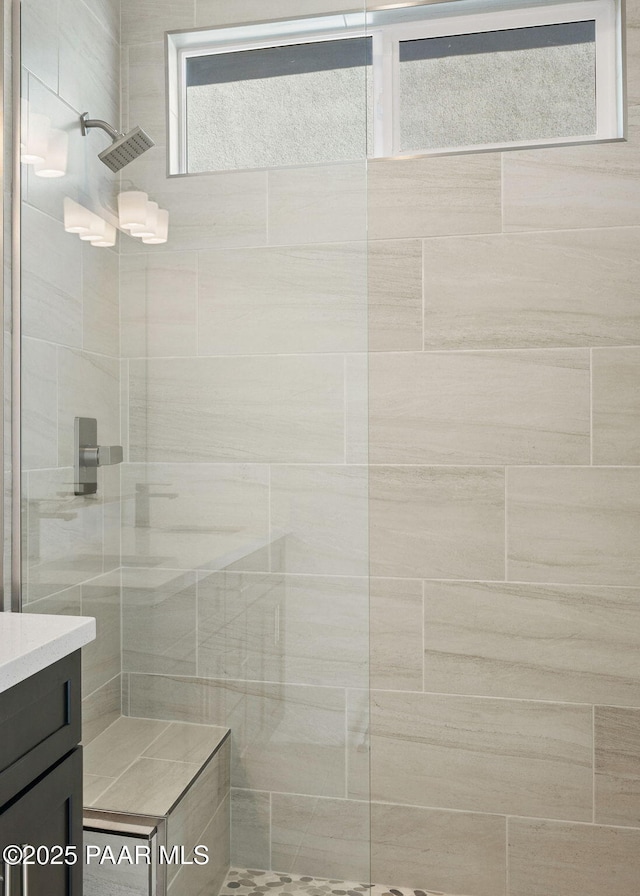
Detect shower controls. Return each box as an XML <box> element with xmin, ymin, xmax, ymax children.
<box><xmin>74</xmin><ymin>417</ymin><xmax>123</xmax><ymax>496</ymax></box>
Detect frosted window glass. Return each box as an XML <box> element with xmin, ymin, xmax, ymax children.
<box><xmin>186</xmin><ymin>38</ymin><xmax>372</xmax><ymax>172</ymax></box>
<box><xmin>398</xmin><ymin>21</ymin><xmax>597</xmax><ymax>152</ymax></box>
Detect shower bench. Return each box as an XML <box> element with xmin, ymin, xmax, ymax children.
<box><xmin>82</xmin><ymin>717</ymin><xmax>230</xmax><ymax>896</ymax></box>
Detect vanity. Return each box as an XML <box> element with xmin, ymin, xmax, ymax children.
<box><xmin>0</xmin><ymin>613</ymin><xmax>96</xmax><ymax>896</ymax></box>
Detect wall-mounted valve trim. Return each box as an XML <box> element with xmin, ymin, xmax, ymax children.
<box><xmin>74</xmin><ymin>417</ymin><xmax>123</xmax><ymax>496</ymax></box>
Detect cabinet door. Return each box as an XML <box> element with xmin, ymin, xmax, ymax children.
<box><xmin>0</xmin><ymin>748</ymin><xmax>82</xmax><ymax>896</ymax></box>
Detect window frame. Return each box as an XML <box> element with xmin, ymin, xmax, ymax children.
<box><xmin>166</xmin><ymin>0</ymin><xmax>623</xmax><ymax>176</ymax></box>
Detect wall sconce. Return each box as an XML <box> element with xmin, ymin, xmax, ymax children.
<box><xmin>64</xmin><ymin>198</ymin><xmax>116</xmax><ymax>248</ymax></box>
<box><xmin>21</xmin><ymin>110</ymin><xmax>50</xmax><ymax>164</ymax></box>
<box><xmin>118</xmin><ymin>190</ymin><xmax>169</xmax><ymax>244</ymax></box>
<box><xmin>34</xmin><ymin>129</ymin><xmax>69</xmax><ymax>178</ymax></box>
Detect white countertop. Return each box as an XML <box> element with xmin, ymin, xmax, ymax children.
<box><xmin>0</xmin><ymin>613</ymin><xmax>96</xmax><ymax>694</ymax></box>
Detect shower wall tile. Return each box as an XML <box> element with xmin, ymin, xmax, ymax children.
<box><xmin>128</xmin><ymin>673</ymin><xmax>240</xmax><ymax>726</ymax></box>
<box><xmin>22</xmin><ymin>0</ymin><xmax>59</xmax><ymax>91</ymax></box>
<box><xmin>82</xmin><ymin>674</ymin><xmax>122</xmax><ymax>745</ymax></box>
<box><xmin>120</xmin><ymin>252</ymin><xmax>198</xmax><ymax>358</ymax></box>
<box><xmin>81</xmin><ymin>570</ymin><xmax>121</xmax><ymax>699</ymax></box>
<box><xmin>371</xmin><ymin>578</ymin><xmax>423</xmax><ymax>692</ymax></box>
<box><xmin>592</xmin><ymin>347</ymin><xmax>640</xmax><ymax>465</ymax></box>
<box><xmin>370</xmin><ymin>466</ymin><xmax>504</xmax><ymax>580</ymax></box>
<box><xmin>267</xmin><ymin>163</ymin><xmax>367</xmax><ymax>246</ymax></box>
<box><xmin>22</xmin><ymin>206</ymin><xmax>82</xmax><ymax>349</ymax></box>
<box><xmin>83</xmin><ymin>244</ymin><xmax>119</xmax><ymax>357</ymax></box>
<box><xmin>345</xmin><ymin>353</ymin><xmax>368</xmax><ymax>465</ymax></box>
<box><xmin>120</xmin><ymin>152</ymin><xmax>268</xmax><ymax>253</ymax></box>
<box><xmin>269</xmin><ymin>465</ymin><xmax>368</xmax><ymax>576</ymax></box>
<box><xmin>121</xmin><ymin>463</ymin><xmax>269</xmax><ymax>570</ymax></box>
<box><xmin>128</xmin><ymin>356</ymin><xmax>345</xmax><ymax>463</ymax></box>
<box><xmin>508</xmin><ymin>818</ymin><xmax>640</xmax><ymax>896</ymax></box>
<box><xmin>346</xmin><ymin>688</ymin><xmax>369</xmax><ymax>801</ymax></box>
<box><xmin>595</xmin><ymin>707</ymin><xmax>640</xmax><ymax>827</ymax></box>
<box><xmin>422</xmin><ymin>229</ymin><xmax>640</xmax><ymax>350</ymax></box>
<box><xmin>22</xmin><ymin>586</ymin><xmax>82</xmax><ymax>617</ymax></box>
<box><xmin>122</xmin><ymin>0</ymin><xmax>195</xmax><ymax>45</ymax></box>
<box><xmin>423</xmin><ymin>582</ymin><xmax>640</xmax><ymax>707</ymax></box>
<box><xmin>370</xmin><ymin>691</ymin><xmax>593</xmax><ymax>820</ymax></box>
<box><xmin>502</xmin><ymin>113</ymin><xmax>640</xmax><ymax>232</ymax></box>
<box><xmin>271</xmin><ymin>794</ymin><xmax>370</xmax><ymax>880</ymax></box>
<box><xmin>122</xmin><ymin>567</ymin><xmax>197</xmax><ymax>675</ymax></box>
<box><xmin>370</xmin><ymin>803</ymin><xmax>506</xmax><ymax>896</ymax></box>
<box><xmin>198</xmin><ymin>572</ymin><xmax>368</xmax><ymax>688</ymax></box>
<box><xmin>196</xmin><ymin>0</ymin><xmax>355</xmax><ymax>28</ymax></box>
<box><xmin>368</xmin><ymin>240</ymin><xmax>423</xmax><ymax>352</ymax></box>
<box><xmin>57</xmin><ymin>348</ymin><xmax>120</xmax><ymax>468</ymax></box>
<box><xmin>90</xmin><ymin>0</ymin><xmax>121</xmax><ymax>43</ymax></box>
<box><xmin>58</xmin><ymin>0</ymin><xmax>119</xmax><ymax>123</ymax></box>
<box><xmin>370</xmin><ymin>350</ymin><xmax>590</xmax><ymax>465</ymax></box>
<box><xmin>367</xmin><ymin>154</ymin><xmax>502</xmax><ymax>240</ymax></box>
<box><xmin>125</xmin><ymin>42</ymin><xmax>166</xmax><ymax>146</ymax></box>
<box><xmin>507</xmin><ymin>467</ymin><xmax>640</xmax><ymax>586</ymax></box>
<box><xmin>230</xmin><ymin>788</ymin><xmax>271</xmax><ymax>869</ymax></box>
<box><xmin>22</xmin><ymin>337</ymin><xmax>57</xmax><ymax>471</ymax></box>
<box><xmin>25</xmin><ymin>467</ymin><xmax>104</xmax><ymax>602</ymax></box>
<box><xmin>197</xmin><ymin>244</ymin><xmax>367</xmax><ymax>355</ymax></box>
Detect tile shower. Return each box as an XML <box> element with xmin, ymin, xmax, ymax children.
<box><xmin>14</xmin><ymin>1</ymin><xmax>640</xmax><ymax>896</ymax></box>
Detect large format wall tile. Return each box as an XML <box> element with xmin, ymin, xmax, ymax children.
<box><xmin>507</xmin><ymin>467</ymin><xmax>640</xmax><ymax>586</ymax></box>
<box><xmin>508</xmin><ymin>818</ymin><xmax>640</xmax><ymax>896</ymax></box>
<box><xmin>268</xmin><ymin>162</ymin><xmax>367</xmax><ymax>245</ymax></box>
<box><xmin>371</xmin><ymin>578</ymin><xmax>423</xmax><ymax>691</ymax></box>
<box><xmin>595</xmin><ymin>706</ymin><xmax>640</xmax><ymax>827</ymax></box>
<box><xmin>129</xmin><ymin>357</ymin><xmax>346</xmax><ymax>463</ymax></box>
<box><xmin>346</xmin><ymin>688</ymin><xmax>369</xmax><ymax>801</ymax></box>
<box><xmin>230</xmin><ymin>788</ymin><xmax>271</xmax><ymax>869</ymax></box>
<box><xmin>422</xmin><ymin>229</ymin><xmax>640</xmax><ymax>350</ymax></box>
<box><xmin>198</xmin><ymin>572</ymin><xmax>368</xmax><ymax>687</ymax></box>
<box><xmin>197</xmin><ymin>245</ymin><xmax>367</xmax><ymax>355</ymax></box>
<box><xmin>371</xmin><ymin>803</ymin><xmax>506</xmax><ymax>896</ymax></box>
<box><xmin>368</xmin><ymin>240</ymin><xmax>423</xmax><ymax>352</ymax></box>
<box><xmin>370</xmin><ymin>691</ymin><xmax>593</xmax><ymax>819</ymax></box>
<box><xmin>196</xmin><ymin>0</ymin><xmax>353</xmax><ymax>28</ymax></box>
<box><xmin>22</xmin><ymin>338</ymin><xmax>57</xmax><ymax>471</ymax></box>
<box><xmin>270</xmin><ymin>465</ymin><xmax>368</xmax><ymax>576</ymax></box>
<box><xmin>503</xmin><ymin>113</ymin><xmax>640</xmax><ymax>231</ymax></box>
<box><xmin>121</xmin><ymin>463</ymin><xmax>269</xmax><ymax>570</ymax></box>
<box><xmin>368</xmin><ymin>155</ymin><xmax>502</xmax><ymax>239</ymax></box>
<box><xmin>82</xmin><ymin>674</ymin><xmax>121</xmax><ymax>745</ymax></box>
<box><xmin>370</xmin><ymin>350</ymin><xmax>590</xmax><ymax>464</ymax></box>
<box><xmin>122</xmin><ymin>568</ymin><xmax>197</xmax><ymax>675</ymax></box>
<box><xmin>22</xmin><ymin>0</ymin><xmax>59</xmax><ymax>91</ymax></box>
<box><xmin>423</xmin><ymin>582</ymin><xmax>640</xmax><ymax>706</ymax></box>
<box><xmin>59</xmin><ymin>0</ymin><xmax>119</xmax><ymax>123</ymax></box>
<box><xmin>592</xmin><ymin>347</ymin><xmax>640</xmax><ymax>464</ymax></box>
<box><xmin>83</xmin><ymin>244</ymin><xmax>119</xmax><ymax>357</ymax></box>
<box><xmin>370</xmin><ymin>466</ymin><xmax>504</xmax><ymax>579</ymax></box>
<box><xmin>271</xmin><ymin>794</ymin><xmax>369</xmax><ymax>880</ymax></box>
<box><xmin>125</xmin><ymin>42</ymin><xmax>166</xmax><ymax>147</ymax></box>
<box><xmin>81</xmin><ymin>571</ymin><xmax>121</xmax><ymax>699</ymax></box>
<box><xmin>122</xmin><ymin>0</ymin><xmax>195</xmax><ymax>44</ymax></box>
<box><xmin>120</xmin><ymin>252</ymin><xmax>198</xmax><ymax>358</ymax></box>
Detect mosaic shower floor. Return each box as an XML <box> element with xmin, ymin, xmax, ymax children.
<box><xmin>220</xmin><ymin>868</ymin><xmax>446</xmax><ymax>896</ymax></box>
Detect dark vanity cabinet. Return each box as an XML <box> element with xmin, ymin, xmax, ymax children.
<box><xmin>0</xmin><ymin>652</ymin><xmax>83</xmax><ymax>896</ymax></box>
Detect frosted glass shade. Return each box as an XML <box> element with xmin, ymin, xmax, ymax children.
<box><xmin>21</xmin><ymin>112</ymin><xmax>50</xmax><ymax>164</ymax></box>
<box><xmin>34</xmin><ymin>129</ymin><xmax>69</xmax><ymax>178</ymax></box>
<box><xmin>64</xmin><ymin>198</ymin><xmax>92</xmax><ymax>234</ymax></box>
<box><xmin>142</xmin><ymin>208</ymin><xmax>169</xmax><ymax>244</ymax></box>
<box><xmin>118</xmin><ymin>191</ymin><xmax>149</xmax><ymax>230</ymax></box>
<box><xmin>79</xmin><ymin>214</ymin><xmax>108</xmax><ymax>241</ymax></box>
<box><xmin>130</xmin><ymin>201</ymin><xmax>159</xmax><ymax>238</ymax></box>
<box><xmin>91</xmin><ymin>223</ymin><xmax>117</xmax><ymax>248</ymax></box>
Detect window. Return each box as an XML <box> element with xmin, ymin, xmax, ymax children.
<box><xmin>167</xmin><ymin>0</ymin><xmax>623</xmax><ymax>175</ymax></box>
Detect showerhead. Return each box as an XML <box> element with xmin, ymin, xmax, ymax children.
<box><xmin>80</xmin><ymin>113</ymin><xmax>155</xmax><ymax>172</ymax></box>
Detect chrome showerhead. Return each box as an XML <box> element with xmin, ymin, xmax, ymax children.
<box><xmin>80</xmin><ymin>113</ymin><xmax>155</xmax><ymax>172</ymax></box>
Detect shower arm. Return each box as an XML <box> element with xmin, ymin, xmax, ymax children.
<box><xmin>80</xmin><ymin>112</ymin><xmax>123</xmax><ymax>141</ymax></box>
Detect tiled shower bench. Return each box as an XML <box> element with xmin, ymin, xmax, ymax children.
<box><xmin>82</xmin><ymin>717</ymin><xmax>230</xmax><ymax>896</ymax></box>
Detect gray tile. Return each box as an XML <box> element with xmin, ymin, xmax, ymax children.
<box><xmin>371</xmin><ymin>802</ymin><xmax>506</xmax><ymax>896</ymax></box>
<box><xmin>593</xmin><ymin>347</ymin><xmax>640</xmax><ymax>464</ymax></box>
<box><xmin>595</xmin><ymin>707</ymin><xmax>640</xmax><ymax>827</ymax></box>
<box><xmin>368</xmin><ymin>240</ymin><xmax>423</xmax><ymax>352</ymax></box>
<box><xmin>508</xmin><ymin>818</ymin><xmax>640</xmax><ymax>896</ymax></box>
<box><xmin>196</xmin><ymin>0</ymin><xmax>354</xmax><ymax>27</ymax></box>
<box><xmin>95</xmin><ymin>757</ymin><xmax>200</xmax><ymax>816</ymax></box>
<box><xmin>370</xmin><ymin>466</ymin><xmax>505</xmax><ymax>579</ymax></box>
<box><xmin>81</xmin><ymin>571</ymin><xmax>121</xmax><ymax>699</ymax></box>
<box><xmin>507</xmin><ymin>467</ymin><xmax>640</xmax><ymax>586</ymax></box>
<box><xmin>84</xmin><ymin>774</ymin><xmax>116</xmax><ymax>806</ymax></box>
<box><xmin>22</xmin><ymin>0</ymin><xmax>59</xmax><ymax>91</ymax></box>
<box><xmin>370</xmin><ymin>350</ymin><xmax>590</xmax><ymax>464</ymax></box>
<box><xmin>143</xmin><ymin>722</ymin><xmax>229</xmax><ymax>765</ymax></box>
<box><xmin>82</xmin><ymin>243</ymin><xmax>119</xmax><ymax>357</ymax></box>
<box><xmin>346</xmin><ymin>688</ymin><xmax>370</xmax><ymax>802</ymax></box>
<box><xmin>423</xmin><ymin>581</ymin><xmax>640</xmax><ymax>706</ymax></box>
<box><xmin>371</xmin><ymin>578</ymin><xmax>423</xmax><ymax>691</ymax></box>
<box><xmin>230</xmin><ymin>789</ymin><xmax>271</xmax><ymax>870</ymax></box>
<box><xmin>22</xmin><ymin>337</ymin><xmax>57</xmax><ymax>471</ymax></box>
<box><xmin>82</xmin><ymin>675</ymin><xmax>121</xmax><ymax>745</ymax></box>
<box><xmin>371</xmin><ymin>691</ymin><xmax>593</xmax><ymax>819</ymax></box>
<box><xmin>84</xmin><ymin>716</ymin><xmax>170</xmax><ymax>779</ymax></box>
<box><xmin>122</xmin><ymin>0</ymin><xmax>195</xmax><ymax>45</ymax></box>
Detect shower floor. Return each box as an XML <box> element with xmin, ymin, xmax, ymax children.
<box><xmin>220</xmin><ymin>868</ymin><xmax>445</xmax><ymax>896</ymax></box>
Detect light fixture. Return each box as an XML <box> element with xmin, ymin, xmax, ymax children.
<box><xmin>142</xmin><ymin>208</ymin><xmax>169</xmax><ymax>245</ymax></box>
<box><xmin>117</xmin><ymin>190</ymin><xmax>149</xmax><ymax>230</ymax></box>
<box><xmin>129</xmin><ymin>200</ymin><xmax>158</xmax><ymax>238</ymax></box>
<box><xmin>79</xmin><ymin>213</ymin><xmax>110</xmax><ymax>241</ymax></box>
<box><xmin>64</xmin><ymin>198</ymin><xmax>91</xmax><ymax>234</ymax></box>
<box><xmin>21</xmin><ymin>111</ymin><xmax>50</xmax><ymax>164</ymax></box>
<box><xmin>34</xmin><ymin>129</ymin><xmax>69</xmax><ymax>178</ymax></box>
<box><xmin>91</xmin><ymin>223</ymin><xmax>116</xmax><ymax>248</ymax></box>
<box><xmin>63</xmin><ymin>198</ymin><xmax>116</xmax><ymax>249</ymax></box>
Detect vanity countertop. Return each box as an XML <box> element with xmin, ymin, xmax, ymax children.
<box><xmin>0</xmin><ymin>612</ymin><xmax>96</xmax><ymax>695</ymax></box>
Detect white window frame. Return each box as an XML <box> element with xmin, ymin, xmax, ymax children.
<box><xmin>166</xmin><ymin>0</ymin><xmax>623</xmax><ymax>175</ymax></box>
